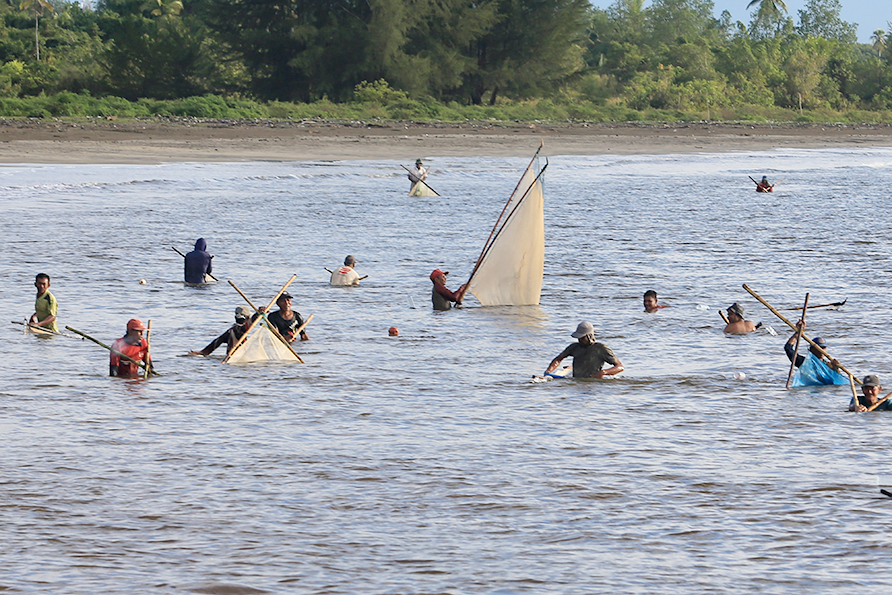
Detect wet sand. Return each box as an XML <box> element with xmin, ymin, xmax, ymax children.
<box><xmin>1</xmin><ymin>119</ymin><xmax>891</xmax><ymax>163</ymax></box>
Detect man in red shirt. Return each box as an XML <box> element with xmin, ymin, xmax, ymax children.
<box><xmin>110</xmin><ymin>319</ymin><xmax>151</xmax><ymax>377</ymax></box>
<box><xmin>430</xmin><ymin>268</ymin><xmax>464</xmax><ymax>311</ymax></box>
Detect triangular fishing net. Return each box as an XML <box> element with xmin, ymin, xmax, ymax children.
<box><xmin>225</xmin><ymin>321</ymin><xmax>301</xmax><ymax>365</ymax></box>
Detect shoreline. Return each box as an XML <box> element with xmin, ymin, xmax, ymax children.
<box><xmin>1</xmin><ymin>119</ymin><xmax>892</xmax><ymax>164</ymax></box>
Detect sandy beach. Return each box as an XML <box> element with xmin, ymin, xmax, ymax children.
<box><xmin>1</xmin><ymin>119</ymin><xmax>891</xmax><ymax>163</ymax></box>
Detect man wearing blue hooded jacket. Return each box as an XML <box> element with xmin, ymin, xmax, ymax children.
<box><xmin>185</xmin><ymin>238</ymin><xmax>213</xmax><ymax>284</ymax></box>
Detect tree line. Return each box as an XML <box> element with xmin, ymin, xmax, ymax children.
<box><xmin>1</xmin><ymin>0</ymin><xmax>891</xmax><ymax>118</ymax></box>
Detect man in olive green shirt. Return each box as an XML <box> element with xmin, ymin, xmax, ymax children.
<box><xmin>30</xmin><ymin>273</ymin><xmax>58</xmax><ymax>332</ymax></box>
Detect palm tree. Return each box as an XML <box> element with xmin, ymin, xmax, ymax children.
<box><xmin>141</xmin><ymin>0</ymin><xmax>184</xmax><ymax>17</ymax></box>
<box><xmin>19</xmin><ymin>0</ymin><xmax>53</xmax><ymax>61</ymax></box>
<box><xmin>746</xmin><ymin>0</ymin><xmax>789</xmax><ymax>17</ymax></box>
<box><xmin>746</xmin><ymin>0</ymin><xmax>789</xmax><ymax>38</ymax></box>
<box><xmin>871</xmin><ymin>29</ymin><xmax>886</xmax><ymax>58</ymax></box>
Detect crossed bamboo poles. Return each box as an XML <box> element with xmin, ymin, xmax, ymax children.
<box><xmin>223</xmin><ymin>275</ymin><xmax>310</xmax><ymax>364</ymax></box>
<box><xmin>743</xmin><ymin>284</ymin><xmax>867</xmax><ymax>407</ymax></box>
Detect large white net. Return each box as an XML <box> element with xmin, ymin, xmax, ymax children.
<box><xmin>409</xmin><ymin>181</ymin><xmax>437</xmax><ymax>197</ymax></box>
<box><xmin>468</xmin><ymin>159</ymin><xmax>545</xmax><ymax>306</ymax></box>
<box><xmin>225</xmin><ymin>322</ymin><xmax>301</xmax><ymax>365</ymax></box>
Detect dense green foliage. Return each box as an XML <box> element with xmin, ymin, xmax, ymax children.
<box><xmin>0</xmin><ymin>0</ymin><xmax>890</xmax><ymax>120</ymax></box>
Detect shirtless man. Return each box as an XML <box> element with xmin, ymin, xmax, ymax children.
<box><xmin>723</xmin><ymin>302</ymin><xmax>756</xmax><ymax>334</ymax></box>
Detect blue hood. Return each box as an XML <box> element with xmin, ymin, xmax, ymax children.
<box><xmin>194</xmin><ymin>238</ymin><xmax>207</xmax><ymax>251</ymax></box>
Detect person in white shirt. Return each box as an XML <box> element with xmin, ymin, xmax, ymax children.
<box><xmin>330</xmin><ymin>255</ymin><xmax>361</xmax><ymax>286</ymax></box>
<box><xmin>407</xmin><ymin>158</ymin><xmax>427</xmax><ymax>189</ymax></box>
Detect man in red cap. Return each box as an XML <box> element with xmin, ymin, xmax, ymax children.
<box><xmin>110</xmin><ymin>318</ymin><xmax>151</xmax><ymax>377</ymax></box>
<box><xmin>430</xmin><ymin>268</ymin><xmax>464</xmax><ymax>311</ymax></box>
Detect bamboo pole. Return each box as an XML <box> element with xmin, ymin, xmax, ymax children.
<box><xmin>66</xmin><ymin>325</ymin><xmax>158</xmax><ymax>375</ymax></box>
<box><xmin>779</xmin><ymin>298</ymin><xmax>846</xmax><ymax>311</ymax></box>
<box><xmin>785</xmin><ymin>293</ymin><xmax>809</xmax><ymax>389</ymax></box>
<box><xmin>742</xmin><ymin>284</ymin><xmax>859</xmax><ymax>383</ymax></box>
<box><xmin>143</xmin><ymin>320</ymin><xmax>153</xmax><ymax>379</ymax></box>
<box><xmin>719</xmin><ymin>310</ymin><xmax>729</xmax><ymax>324</ymax></box>
<box><xmin>850</xmin><ymin>373</ymin><xmax>859</xmax><ymax>409</ymax></box>
<box><xmin>172</xmin><ymin>246</ymin><xmax>218</xmax><ymax>282</ymax></box>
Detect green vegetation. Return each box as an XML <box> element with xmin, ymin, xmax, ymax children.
<box><xmin>0</xmin><ymin>0</ymin><xmax>890</xmax><ymax>123</ymax></box>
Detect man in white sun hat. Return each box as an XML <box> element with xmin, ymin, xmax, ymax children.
<box><xmin>543</xmin><ymin>321</ymin><xmax>624</xmax><ymax>379</ymax></box>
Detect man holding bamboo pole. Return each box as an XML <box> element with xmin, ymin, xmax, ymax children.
<box><xmin>266</xmin><ymin>293</ymin><xmax>309</xmax><ymax>342</ymax></box>
<box><xmin>109</xmin><ymin>319</ymin><xmax>151</xmax><ymax>377</ymax></box>
<box><xmin>784</xmin><ymin>320</ymin><xmax>847</xmax><ymax>386</ymax></box>
<box><xmin>850</xmin><ymin>376</ymin><xmax>892</xmax><ymax>412</ymax></box>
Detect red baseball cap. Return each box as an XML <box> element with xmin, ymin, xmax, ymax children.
<box><xmin>127</xmin><ymin>318</ymin><xmax>146</xmax><ymax>331</ymax></box>
<box><xmin>430</xmin><ymin>268</ymin><xmax>448</xmax><ymax>280</ymax></box>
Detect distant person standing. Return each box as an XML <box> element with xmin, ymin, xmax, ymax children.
<box><xmin>184</xmin><ymin>238</ymin><xmax>213</xmax><ymax>284</ymax></box>
<box><xmin>30</xmin><ymin>272</ymin><xmax>58</xmax><ymax>332</ymax></box>
<box><xmin>330</xmin><ymin>255</ymin><xmax>361</xmax><ymax>286</ymax></box>
<box><xmin>756</xmin><ymin>176</ymin><xmax>772</xmax><ymax>192</ymax></box>
<box><xmin>430</xmin><ymin>268</ymin><xmax>463</xmax><ymax>311</ymax></box>
<box><xmin>408</xmin><ymin>158</ymin><xmax>428</xmax><ymax>189</ymax></box>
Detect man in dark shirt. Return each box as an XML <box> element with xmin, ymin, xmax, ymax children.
<box><xmin>184</xmin><ymin>238</ymin><xmax>213</xmax><ymax>284</ymax></box>
<box><xmin>850</xmin><ymin>375</ymin><xmax>892</xmax><ymax>412</ymax></box>
<box><xmin>266</xmin><ymin>292</ymin><xmax>308</xmax><ymax>342</ymax></box>
<box><xmin>544</xmin><ymin>321</ymin><xmax>624</xmax><ymax>379</ymax></box>
<box><xmin>190</xmin><ymin>306</ymin><xmax>258</xmax><ymax>356</ymax></box>
<box><xmin>430</xmin><ymin>268</ymin><xmax>464</xmax><ymax>311</ymax></box>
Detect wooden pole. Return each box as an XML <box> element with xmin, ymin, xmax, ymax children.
<box><xmin>143</xmin><ymin>320</ymin><xmax>153</xmax><ymax>379</ymax></box>
<box><xmin>66</xmin><ymin>325</ymin><xmax>158</xmax><ymax>375</ymax></box>
<box><xmin>742</xmin><ymin>284</ymin><xmax>860</xmax><ymax>383</ymax></box>
<box><xmin>785</xmin><ymin>293</ymin><xmax>809</xmax><ymax>390</ymax></box>
<box><xmin>172</xmin><ymin>246</ymin><xmax>218</xmax><ymax>282</ymax></box>
<box><xmin>719</xmin><ymin>310</ymin><xmax>729</xmax><ymax>325</ymax></box>
<box><xmin>850</xmin><ymin>373</ymin><xmax>859</xmax><ymax>409</ymax></box>
<box><xmin>779</xmin><ymin>298</ymin><xmax>846</xmax><ymax>311</ymax></box>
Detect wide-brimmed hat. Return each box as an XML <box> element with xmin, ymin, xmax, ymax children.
<box><xmin>571</xmin><ymin>321</ymin><xmax>595</xmax><ymax>338</ymax></box>
<box><xmin>727</xmin><ymin>303</ymin><xmax>745</xmax><ymax>318</ymax></box>
<box><xmin>235</xmin><ymin>305</ymin><xmax>252</xmax><ymax>320</ymax></box>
